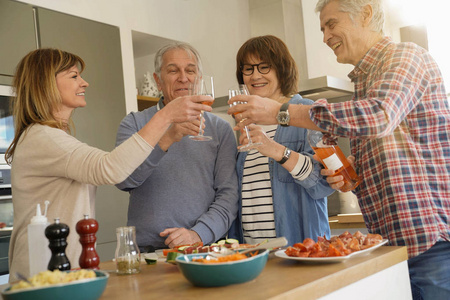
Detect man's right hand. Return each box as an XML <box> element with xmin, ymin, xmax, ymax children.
<box><xmin>227</xmin><ymin>95</ymin><xmax>281</xmax><ymax>128</ymax></box>
<box><xmin>318</xmin><ymin>155</ymin><xmax>356</xmax><ymax>190</ymax></box>
<box><xmin>158</xmin><ymin>118</ymin><xmax>204</xmax><ymax>151</ymax></box>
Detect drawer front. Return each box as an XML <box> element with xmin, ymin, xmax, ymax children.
<box><xmin>0</xmin><ymin>235</ymin><xmax>10</xmax><ymax>258</ymax></box>
<box><xmin>0</xmin><ymin>257</ymin><xmax>8</xmax><ymax>275</ymax></box>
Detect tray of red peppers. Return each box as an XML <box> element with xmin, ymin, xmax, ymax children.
<box><xmin>275</xmin><ymin>231</ymin><xmax>387</xmax><ymax>263</ymax></box>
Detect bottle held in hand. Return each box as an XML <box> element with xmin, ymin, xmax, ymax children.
<box><xmin>307</xmin><ymin>130</ymin><xmax>361</xmax><ymax>192</ymax></box>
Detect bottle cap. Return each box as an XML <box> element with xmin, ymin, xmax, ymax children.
<box><xmin>30</xmin><ymin>201</ymin><xmax>49</xmax><ymax>224</ymax></box>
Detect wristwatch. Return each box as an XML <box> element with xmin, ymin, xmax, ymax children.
<box><xmin>277</xmin><ymin>147</ymin><xmax>291</xmax><ymax>165</ymax></box>
<box><xmin>276</xmin><ymin>103</ymin><xmax>290</xmax><ymax>127</ymax></box>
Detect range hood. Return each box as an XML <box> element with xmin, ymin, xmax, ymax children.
<box><xmin>298</xmin><ymin>76</ymin><xmax>354</xmax><ymax>101</ymax></box>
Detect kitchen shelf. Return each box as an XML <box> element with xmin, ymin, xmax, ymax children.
<box><xmin>137</xmin><ymin>95</ymin><xmax>158</xmax><ymax>111</ymax></box>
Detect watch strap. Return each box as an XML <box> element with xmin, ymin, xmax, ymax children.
<box><xmin>280</xmin><ymin>102</ymin><xmax>289</xmax><ymax>112</ymax></box>
<box><xmin>277</xmin><ymin>147</ymin><xmax>291</xmax><ymax>164</ymax></box>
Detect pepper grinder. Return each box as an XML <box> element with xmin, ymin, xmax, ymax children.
<box><xmin>45</xmin><ymin>218</ymin><xmax>71</xmax><ymax>271</ymax></box>
<box><xmin>76</xmin><ymin>214</ymin><xmax>100</xmax><ymax>269</ymax></box>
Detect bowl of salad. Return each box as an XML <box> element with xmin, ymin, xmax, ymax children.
<box><xmin>2</xmin><ymin>269</ymin><xmax>108</xmax><ymax>300</ymax></box>
<box><xmin>175</xmin><ymin>249</ymin><xmax>269</xmax><ymax>287</ymax></box>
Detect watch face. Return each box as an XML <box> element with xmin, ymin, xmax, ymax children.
<box><xmin>277</xmin><ymin>112</ymin><xmax>290</xmax><ymax>124</ymax></box>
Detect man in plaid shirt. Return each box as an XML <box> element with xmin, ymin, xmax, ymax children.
<box><xmin>227</xmin><ymin>0</ymin><xmax>449</xmax><ymax>298</ymax></box>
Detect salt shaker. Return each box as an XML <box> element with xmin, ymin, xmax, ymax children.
<box><xmin>115</xmin><ymin>226</ymin><xmax>140</xmax><ymax>274</ymax></box>
<box><xmin>76</xmin><ymin>214</ymin><xmax>100</xmax><ymax>269</ymax></box>
<box><xmin>45</xmin><ymin>218</ymin><xmax>71</xmax><ymax>271</ymax></box>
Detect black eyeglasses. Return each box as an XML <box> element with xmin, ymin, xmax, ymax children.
<box><xmin>240</xmin><ymin>63</ymin><xmax>271</xmax><ymax>76</ymax></box>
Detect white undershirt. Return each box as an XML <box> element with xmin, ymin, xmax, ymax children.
<box><xmin>242</xmin><ymin>125</ymin><xmax>278</xmax><ymax>244</ymax></box>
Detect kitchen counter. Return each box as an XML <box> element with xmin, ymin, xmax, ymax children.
<box><xmin>0</xmin><ymin>228</ymin><xmax>12</xmax><ymax>236</ymax></box>
<box><xmin>98</xmin><ymin>246</ymin><xmax>411</xmax><ymax>299</ymax></box>
<box><xmin>329</xmin><ymin>213</ymin><xmax>366</xmax><ymax>230</ymax></box>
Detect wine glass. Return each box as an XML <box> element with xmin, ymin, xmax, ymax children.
<box><xmin>189</xmin><ymin>75</ymin><xmax>215</xmax><ymax>141</ymax></box>
<box><xmin>229</xmin><ymin>84</ymin><xmax>262</xmax><ymax>152</ymax></box>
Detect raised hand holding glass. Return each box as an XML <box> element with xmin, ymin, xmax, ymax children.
<box><xmin>229</xmin><ymin>84</ymin><xmax>262</xmax><ymax>152</ymax></box>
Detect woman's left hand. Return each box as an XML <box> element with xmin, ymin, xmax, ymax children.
<box><xmin>239</xmin><ymin>124</ymin><xmax>281</xmax><ymax>157</ymax></box>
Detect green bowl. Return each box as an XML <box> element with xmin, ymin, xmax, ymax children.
<box><xmin>1</xmin><ymin>270</ymin><xmax>109</xmax><ymax>300</ymax></box>
<box><xmin>176</xmin><ymin>249</ymin><xmax>269</xmax><ymax>287</ymax></box>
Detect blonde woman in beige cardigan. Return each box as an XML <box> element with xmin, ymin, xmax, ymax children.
<box><xmin>6</xmin><ymin>48</ymin><xmax>212</xmax><ymax>281</ymax></box>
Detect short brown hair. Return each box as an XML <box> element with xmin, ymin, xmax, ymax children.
<box><xmin>235</xmin><ymin>35</ymin><xmax>298</xmax><ymax>97</ymax></box>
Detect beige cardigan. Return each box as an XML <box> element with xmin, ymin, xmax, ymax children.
<box><xmin>9</xmin><ymin>124</ymin><xmax>153</xmax><ymax>281</ymax></box>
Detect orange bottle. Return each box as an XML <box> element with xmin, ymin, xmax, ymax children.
<box><xmin>307</xmin><ymin>130</ymin><xmax>360</xmax><ymax>192</ymax></box>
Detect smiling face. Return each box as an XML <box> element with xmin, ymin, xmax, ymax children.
<box><xmin>242</xmin><ymin>55</ymin><xmax>283</xmax><ymax>100</ymax></box>
<box><xmin>55</xmin><ymin>64</ymin><xmax>89</xmax><ymax>119</ymax></box>
<box><xmin>319</xmin><ymin>0</ymin><xmax>373</xmax><ymax>66</ymax></box>
<box><xmin>154</xmin><ymin>48</ymin><xmax>199</xmax><ymax>103</ymax></box>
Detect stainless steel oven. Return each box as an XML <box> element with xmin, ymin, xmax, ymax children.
<box><xmin>0</xmin><ymin>85</ymin><xmax>14</xmax><ymax>278</ymax></box>
<box><xmin>0</xmin><ymin>172</ymin><xmax>12</xmax><ymax>276</ymax></box>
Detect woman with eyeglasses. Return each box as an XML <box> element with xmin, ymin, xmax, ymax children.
<box><xmin>227</xmin><ymin>35</ymin><xmax>335</xmax><ymax>246</ymax></box>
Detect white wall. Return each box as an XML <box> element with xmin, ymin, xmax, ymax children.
<box><xmin>16</xmin><ymin>0</ymin><xmax>449</xmax><ymax>109</ymax></box>
<box><xmin>301</xmin><ymin>0</ymin><xmax>353</xmax><ymax>80</ymax></box>
<box><xmin>384</xmin><ymin>0</ymin><xmax>450</xmax><ymax>94</ymax></box>
<box><xmin>249</xmin><ymin>0</ymin><xmax>309</xmax><ymax>81</ymax></box>
<box><xmin>301</xmin><ymin>0</ymin><xmax>450</xmax><ymax>94</ymax></box>
<box><xmin>17</xmin><ymin>0</ymin><xmax>252</xmax><ymax>112</ymax></box>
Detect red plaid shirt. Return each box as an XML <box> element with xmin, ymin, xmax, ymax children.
<box><xmin>310</xmin><ymin>37</ymin><xmax>450</xmax><ymax>258</ymax></box>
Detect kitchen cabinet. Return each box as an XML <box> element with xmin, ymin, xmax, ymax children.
<box><xmin>0</xmin><ymin>1</ymin><xmax>129</xmax><ymax>261</ymax></box>
<box><xmin>0</xmin><ymin>0</ymin><xmax>37</xmax><ymax>85</ymax></box>
<box><xmin>35</xmin><ymin>8</ymin><xmax>128</xmax><ymax>260</ymax></box>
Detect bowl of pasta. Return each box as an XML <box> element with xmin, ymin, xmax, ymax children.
<box><xmin>1</xmin><ymin>269</ymin><xmax>109</xmax><ymax>300</ymax></box>
<box><xmin>175</xmin><ymin>249</ymin><xmax>269</xmax><ymax>287</ymax></box>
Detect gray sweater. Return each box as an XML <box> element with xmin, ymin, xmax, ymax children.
<box><xmin>116</xmin><ymin>100</ymin><xmax>239</xmax><ymax>248</ymax></box>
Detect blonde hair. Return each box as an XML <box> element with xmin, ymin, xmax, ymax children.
<box><xmin>5</xmin><ymin>48</ymin><xmax>85</xmax><ymax>164</ymax></box>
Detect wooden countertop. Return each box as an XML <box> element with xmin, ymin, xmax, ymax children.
<box><xmin>98</xmin><ymin>246</ymin><xmax>408</xmax><ymax>300</ymax></box>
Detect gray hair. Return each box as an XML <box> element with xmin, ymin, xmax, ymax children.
<box><xmin>315</xmin><ymin>0</ymin><xmax>384</xmax><ymax>34</ymax></box>
<box><xmin>154</xmin><ymin>42</ymin><xmax>203</xmax><ymax>78</ymax></box>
